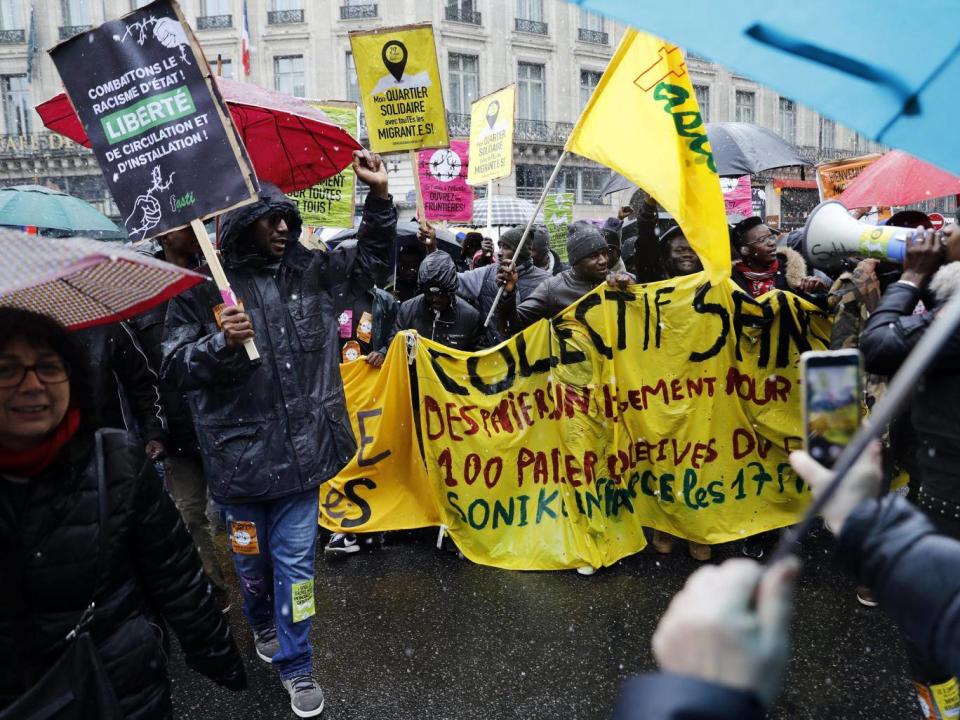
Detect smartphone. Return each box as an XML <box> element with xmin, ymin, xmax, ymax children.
<box><xmin>801</xmin><ymin>350</ymin><xmax>863</xmax><ymax>468</ymax></box>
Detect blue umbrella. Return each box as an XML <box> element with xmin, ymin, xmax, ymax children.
<box><xmin>0</xmin><ymin>185</ymin><xmax>125</xmax><ymax>240</ymax></box>
<box><xmin>570</xmin><ymin>1</ymin><xmax>960</xmax><ymax>175</ymax></box>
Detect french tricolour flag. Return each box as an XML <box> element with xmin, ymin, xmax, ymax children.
<box><xmin>241</xmin><ymin>0</ymin><xmax>250</xmax><ymax>76</ymax></box>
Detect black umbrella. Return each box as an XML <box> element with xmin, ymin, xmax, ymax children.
<box><xmin>600</xmin><ymin>121</ymin><xmax>810</xmax><ymax>196</ymax></box>
<box><xmin>328</xmin><ymin>220</ymin><xmax>461</xmax><ymax>266</ymax></box>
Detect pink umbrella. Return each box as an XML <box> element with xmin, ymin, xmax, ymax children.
<box><xmin>35</xmin><ymin>78</ymin><xmax>361</xmax><ymax>194</ymax></box>
<box><xmin>838</xmin><ymin>150</ymin><xmax>960</xmax><ymax>209</ymax></box>
<box><xmin>0</xmin><ymin>230</ymin><xmax>204</xmax><ymax>330</ymax></box>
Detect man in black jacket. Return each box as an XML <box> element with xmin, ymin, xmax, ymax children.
<box><xmin>162</xmin><ymin>150</ymin><xmax>395</xmax><ymax>718</ymax></box>
<box><xmin>73</xmin><ymin>321</ymin><xmax>167</xmax><ymax>460</ymax></box>
<box><xmin>130</xmin><ymin>226</ymin><xmax>230</xmax><ymax>611</ymax></box>
<box><xmin>859</xmin><ymin>222</ymin><xmax>960</xmax><ymax>712</ymax></box>
<box><xmin>394</xmin><ymin>251</ymin><xmax>484</xmax><ymax>351</ymax></box>
<box><xmin>497</xmin><ymin>221</ymin><xmax>632</xmax><ymax>336</ymax></box>
<box><xmin>456</xmin><ymin>225</ymin><xmax>550</xmax><ymax>341</ymax></box>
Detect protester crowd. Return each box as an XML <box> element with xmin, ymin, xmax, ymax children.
<box><xmin>2</xmin><ymin>147</ymin><xmax>959</xmax><ymax>720</ymax></box>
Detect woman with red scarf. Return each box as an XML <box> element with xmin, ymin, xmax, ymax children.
<box><xmin>731</xmin><ymin>217</ymin><xmax>828</xmax><ymax>302</ymax></box>
<box><xmin>0</xmin><ymin>309</ymin><xmax>246</xmax><ymax>718</ymax></box>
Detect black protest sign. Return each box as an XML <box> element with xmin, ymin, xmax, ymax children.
<box><xmin>50</xmin><ymin>0</ymin><xmax>257</xmax><ymax>241</ymax></box>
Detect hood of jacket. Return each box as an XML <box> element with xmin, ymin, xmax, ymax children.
<box><xmin>418</xmin><ymin>251</ymin><xmax>459</xmax><ymax>294</ymax></box>
<box><xmin>930</xmin><ymin>261</ymin><xmax>960</xmax><ymax>304</ymax></box>
<box><xmin>777</xmin><ymin>246</ymin><xmax>808</xmax><ymax>291</ymax></box>
<box><xmin>217</xmin><ymin>182</ymin><xmax>303</xmax><ymax>269</ymax></box>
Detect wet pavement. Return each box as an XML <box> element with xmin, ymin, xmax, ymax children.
<box><xmin>169</xmin><ymin>528</ymin><xmax>919</xmax><ymax>719</ymax></box>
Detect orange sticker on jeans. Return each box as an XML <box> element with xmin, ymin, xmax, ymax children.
<box><xmin>230</xmin><ymin>520</ymin><xmax>259</xmax><ymax>555</ymax></box>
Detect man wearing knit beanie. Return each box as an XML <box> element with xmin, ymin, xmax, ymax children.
<box><xmin>530</xmin><ymin>225</ymin><xmax>568</xmax><ymax>276</ymax></box>
<box><xmin>455</xmin><ymin>224</ymin><xmax>550</xmax><ymax>341</ymax></box>
<box><xmin>497</xmin><ymin>220</ymin><xmax>632</xmax><ymax>336</ymax></box>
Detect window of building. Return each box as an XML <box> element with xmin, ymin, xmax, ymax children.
<box><xmin>202</xmin><ymin>0</ymin><xmax>230</xmax><ymax>15</ymax></box>
<box><xmin>517</xmin><ymin>164</ymin><xmax>608</xmax><ymax>204</ymax></box>
<box><xmin>273</xmin><ymin>0</ymin><xmax>303</xmax><ymax>9</ymax></box>
<box><xmin>578</xmin><ymin>8</ymin><xmax>603</xmax><ymax>30</ymax></box>
<box><xmin>274</xmin><ymin>55</ymin><xmax>305</xmax><ymax>97</ymax></box>
<box><xmin>693</xmin><ymin>84</ymin><xmax>710</xmax><ymax>122</ymax></box>
<box><xmin>345</xmin><ymin>51</ymin><xmax>360</xmax><ymax>104</ymax></box>
<box><xmin>448</xmin><ymin>53</ymin><xmax>479</xmax><ymax>115</ymax></box>
<box><xmin>517</xmin><ymin>62</ymin><xmax>545</xmax><ymax>121</ymax></box>
<box><xmin>579</xmin><ymin>69</ymin><xmax>602</xmax><ymax>109</ymax></box>
<box><xmin>447</xmin><ymin>0</ymin><xmax>477</xmax><ymax>12</ymax></box>
<box><xmin>131</xmin><ymin>0</ymin><xmax>152</xmax><ymax>8</ymax></box>
<box><xmin>819</xmin><ymin>117</ymin><xmax>835</xmax><ymax>151</ymax></box>
<box><xmin>516</xmin><ymin>0</ymin><xmax>543</xmax><ymax>21</ymax></box>
<box><xmin>778</xmin><ymin>97</ymin><xmax>796</xmax><ymax>143</ymax></box>
<box><xmin>0</xmin><ymin>0</ymin><xmax>21</xmax><ymax>29</ymax></box>
<box><xmin>734</xmin><ymin>90</ymin><xmax>755</xmax><ymax>123</ymax></box>
<box><xmin>2</xmin><ymin>74</ymin><xmax>31</xmax><ymax>134</ymax></box>
<box><xmin>61</xmin><ymin>0</ymin><xmax>91</xmax><ymax>26</ymax></box>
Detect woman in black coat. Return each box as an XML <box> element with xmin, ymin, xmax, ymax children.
<box><xmin>0</xmin><ymin>309</ymin><xmax>246</xmax><ymax>719</ymax></box>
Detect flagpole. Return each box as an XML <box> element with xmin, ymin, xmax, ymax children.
<box><xmin>485</xmin><ymin>180</ymin><xmax>493</xmax><ymax>239</ymax></box>
<box><xmin>483</xmin><ymin>150</ymin><xmax>568</xmax><ymax>328</ymax></box>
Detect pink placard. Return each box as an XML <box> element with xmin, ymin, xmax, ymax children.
<box><xmin>417</xmin><ymin>140</ymin><xmax>473</xmax><ymax>222</ymax></box>
<box><xmin>722</xmin><ymin>175</ymin><xmax>753</xmax><ymax>218</ymax></box>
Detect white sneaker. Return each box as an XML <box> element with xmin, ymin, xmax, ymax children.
<box><xmin>281</xmin><ymin>675</ymin><xmax>325</xmax><ymax>718</ymax></box>
<box><xmin>324</xmin><ymin>533</ymin><xmax>359</xmax><ymax>557</ymax></box>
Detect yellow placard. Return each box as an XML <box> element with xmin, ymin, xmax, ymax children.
<box><xmin>466</xmin><ymin>84</ymin><xmax>516</xmax><ymax>185</ymax></box>
<box><xmin>349</xmin><ymin>23</ymin><xmax>449</xmax><ymax>153</ymax></box>
<box><xmin>322</xmin><ymin>276</ymin><xmax>831</xmax><ymax>571</ymax></box>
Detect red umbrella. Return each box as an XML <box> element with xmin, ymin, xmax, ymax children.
<box><xmin>35</xmin><ymin>78</ymin><xmax>361</xmax><ymax>194</ymax></box>
<box><xmin>838</xmin><ymin>150</ymin><xmax>960</xmax><ymax>209</ymax></box>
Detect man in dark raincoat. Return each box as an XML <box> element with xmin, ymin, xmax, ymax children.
<box><xmin>161</xmin><ymin>150</ymin><xmax>395</xmax><ymax>718</ymax></box>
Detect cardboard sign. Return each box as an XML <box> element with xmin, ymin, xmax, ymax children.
<box><xmin>289</xmin><ymin>101</ymin><xmax>358</xmax><ymax>228</ymax></box>
<box><xmin>49</xmin><ymin>0</ymin><xmax>257</xmax><ymax>241</ymax></box>
<box><xmin>349</xmin><ymin>23</ymin><xmax>449</xmax><ymax>153</ymax></box>
<box><xmin>417</xmin><ymin>139</ymin><xmax>472</xmax><ymax>222</ymax></box>
<box><xmin>467</xmin><ymin>85</ymin><xmax>516</xmax><ymax>186</ymax></box>
<box><xmin>816</xmin><ymin>153</ymin><xmax>883</xmax><ymax>200</ymax></box>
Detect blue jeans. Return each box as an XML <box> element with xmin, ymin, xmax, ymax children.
<box><xmin>225</xmin><ymin>490</ymin><xmax>318</xmax><ymax>679</ymax></box>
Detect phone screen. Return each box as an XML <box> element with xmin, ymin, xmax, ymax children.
<box><xmin>804</xmin><ymin>354</ymin><xmax>862</xmax><ymax>468</ymax></box>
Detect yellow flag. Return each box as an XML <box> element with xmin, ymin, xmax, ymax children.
<box><xmin>565</xmin><ymin>29</ymin><xmax>729</xmax><ymax>282</ymax></box>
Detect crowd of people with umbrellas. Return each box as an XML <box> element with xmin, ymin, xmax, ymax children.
<box><xmin>4</xmin><ymin>5</ymin><xmax>960</xmax><ymax>718</ymax></box>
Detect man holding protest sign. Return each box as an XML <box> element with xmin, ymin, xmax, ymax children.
<box><xmin>161</xmin><ymin>150</ymin><xmax>395</xmax><ymax>718</ymax></box>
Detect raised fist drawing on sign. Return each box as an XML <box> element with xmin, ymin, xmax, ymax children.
<box><xmin>126</xmin><ymin>166</ymin><xmax>175</xmax><ymax>239</ymax></box>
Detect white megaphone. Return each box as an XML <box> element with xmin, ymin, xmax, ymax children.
<box><xmin>803</xmin><ymin>200</ymin><xmax>910</xmax><ymax>271</ymax></box>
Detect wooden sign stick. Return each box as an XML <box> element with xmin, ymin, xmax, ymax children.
<box><xmin>190</xmin><ymin>218</ymin><xmax>260</xmax><ymax>362</ymax></box>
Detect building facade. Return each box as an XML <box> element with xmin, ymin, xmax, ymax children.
<box><xmin>1</xmin><ymin>0</ymin><xmax>919</xmax><ymax>229</ymax></box>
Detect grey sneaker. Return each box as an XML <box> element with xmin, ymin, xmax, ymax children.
<box><xmin>281</xmin><ymin>675</ymin><xmax>325</xmax><ymax>717</ymax></box>
<box><xmin>253</xmin><ymin>626</ymin><xmax>279</xmax><ymax>663</ymax></box>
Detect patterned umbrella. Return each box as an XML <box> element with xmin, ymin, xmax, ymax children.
<box><xmin>471</xmin><ymin>196</ymin><xmax>544</xmax><ymax>227</ymax></box>
<box><xmin>0</xmin><ymin>229</ymin><xmax>204</xmax><ymax>329</ymax></box>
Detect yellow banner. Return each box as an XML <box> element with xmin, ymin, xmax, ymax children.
<box><xmin>466</xmin><ymin>84</ymin><xmax>516</xmax><ymax>186</ymax></box>
<box><xmin>323</xmin><ymin>277</ymin><xmax>831</xmax><ymax>571</ymax></box>
<box><xmin>349</xmin><ymin>23</ymin><xmax>449</xmax><ymax>154</ymax></box>
<box><xmin>319</xmin><ymin>338</ymin><xmax>439</xmax><ymax>531</ymax></box>
<box><xmin>565</xmin><ymin>29</ymin><xmax>729</xmax><ymax>283</ymax></box>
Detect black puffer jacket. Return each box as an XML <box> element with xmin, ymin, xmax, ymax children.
<box><xmin>395</xmin><ymin>253</ymin><xmax>484</xmax><ymax>351</ymax></box>
<box><xmin>0</xmin><ymin>430</ymin><xmax>245</xmax><ymax>719</ymax></box>
<box><xmin>860</xmin><ymin>267</ymin><xmax>960</xmax><ymax>471</ymax></box>
<box><xmin>161</xmin><ymin>185</ymin><xmax>396</xmax><ymax>503</ymax></box>
<box><xmin>129</xmin><ymin>248</ymin><xmax>200</xmax><ymax>455</ymax></box>
<box><xmin>73</xmin><ymin>322</ymin><xmax>166</xmax><ymax>444</ymax></box>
